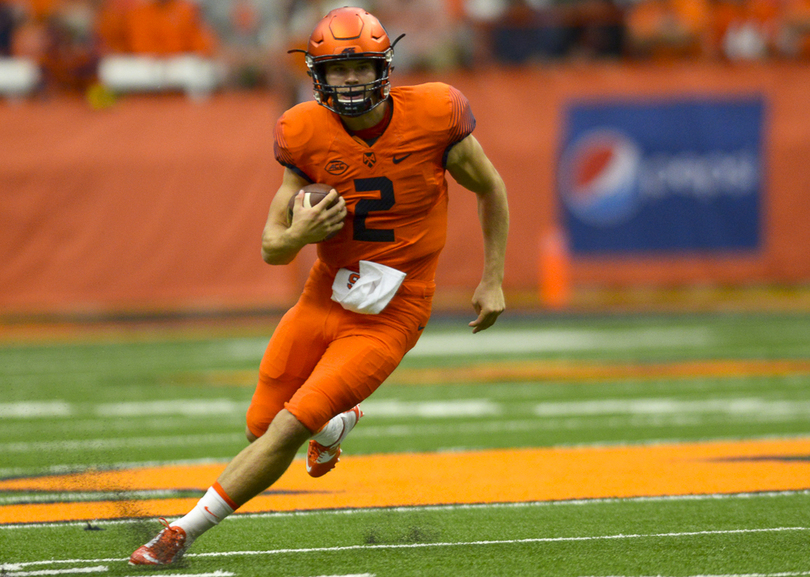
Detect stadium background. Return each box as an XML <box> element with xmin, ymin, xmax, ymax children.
<box><xmin>2</xmin><ymin>0</ymin><xmax>810</xmax><ymax>319</ymax></box>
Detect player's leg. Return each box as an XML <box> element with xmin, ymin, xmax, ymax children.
<box><xmin>129</xmin><ymin>409</ymin><xmax>311</xmax><ymax>566</ymax></box>
<box><xmin>130</xmin><ymin>300</ymin><xmax>327</xmax><ymax>566</ymax></box>
<box><xmin>216</xmin><ymin>408</ymin><xmax>312</xmax><ymax>503</ymax></box>
<box><xmin>290</xmin><ymin>305</ymin><xmax>426</xmax><ymax>476</ymax></box>
<box><xmin>245</xmin><ymin>298</ymin><xmax>331</xmax><ymax>440</ymax></box>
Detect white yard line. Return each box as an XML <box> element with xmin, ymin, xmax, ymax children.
<box><xmin>220</xmin><ymin>327</ymin><xmax>714</xmax><ymax>360</ymax></box>
<box><xmin>408</xmin><ymin>327</ymin><xmax>712</xmax><ymax>357</ymax></box>
<box><xmin>580</xmin><ymin>573</ymin><xmax>810</xmax><ymax>577</ymax></box>
<box><xmin>119</xmin><ymin>573</ymin><xmax>234</xmax><ymax>577</ymax></box>
<box><xmin>4</xmin><ymin>405</ymin><xmax>810</xmax><ymax>455</ymax></box>
<box><xmin>0</xmin><ymin>432</ymin><xmax>245</xmax><ymax>453</ymax></box>
<box><xmin>3</xmin><ymin>526</ymin><xmax>808</xmax><ymax>569</ymax></box>
<box><xmin>296</xmin><ymin>575</ymin><xmax>375</xmax><ymax>577</ymax></box>
<box><xmin>2</xmin><ymin>567</ymin><xmax>107</xmax><ymax>576</ymax></box>
<box><xmin>4</xmin><ymin>488</ymin><xmax>808</xmax><ymax>532</ymax></box>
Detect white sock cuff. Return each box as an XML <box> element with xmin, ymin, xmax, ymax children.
<box><xmin>200</xmin><ymin>486</ymin><xmax>235</xmax><ymax>523</ymax></box>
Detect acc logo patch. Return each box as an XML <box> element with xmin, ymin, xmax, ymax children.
<box><xmin>326</xmin><ymin>159</ymin><xmax>349</xmax><ymax>175</ymax></box>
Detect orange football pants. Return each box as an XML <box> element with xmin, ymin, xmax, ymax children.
<box><xmin>246</xmin><ymin>260</ymin><xmax>434</xmax><ymax>437</ymax></box>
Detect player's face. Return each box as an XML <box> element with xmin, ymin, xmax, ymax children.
<box><xmin>323</xmin><ymin>59</ymin><xmax>376</xmax><ymax>85</ymax></box>
<box><xmin>323</xmin><ymin>59</ymin><xmax>377</xmax><ymax>108</ymax></box>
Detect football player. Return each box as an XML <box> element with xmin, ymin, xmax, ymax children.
<box><xmin>130</xmin><ymin>6</ymin><xmax>508</xmax><ymax>565</ymax></box>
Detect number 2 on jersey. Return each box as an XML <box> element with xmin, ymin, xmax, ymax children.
<box><xmin>353</xmin><ymin>177</ymin><xmax>395</xmax><ymax>242</ymax></box>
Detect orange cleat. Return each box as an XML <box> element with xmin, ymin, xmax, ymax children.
<box><xmin>129</xmin><ymin>518</ymin><xmax>188</xmax><ymax>566</ymax></box>
<box><xmin>306</xmin><ymin>405</ymin><xmax>363</xmax><ymax>477</ymax></box>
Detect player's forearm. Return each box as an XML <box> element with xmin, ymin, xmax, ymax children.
<box><xmin>477</xmin><ymin>184</ymin><xmax>509</xmax><ymax>286</ymax></box>
<box><xmin>261</xmin><ymin>225</ymin><xmax>307</xmax><ymax>265</ymax></box>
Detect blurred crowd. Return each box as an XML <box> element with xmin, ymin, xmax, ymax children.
<box><xmin>1</xmin><ymin>0</ymin><xmax>810</xmax><ymax>99</ymax></box>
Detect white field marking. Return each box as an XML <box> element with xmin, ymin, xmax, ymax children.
<box><xmin>352</xmin><ymin>409</ymin><xmax>810</xmax><ymax>441</ymax></box>
<box><xmin>7</xmin><ymin>526</ymin><xmax>805</xmax><ymax>569</ymax></box>
<box><xmin>359</xmin><ymin>399</ymin><xmax>501</xmax><ymax>418</ymax></box>
<box><xmin>8</xmin><ymin>393</ymin><xmax>810</xmax><ymax>454</ymax></box>
<box><xmin>95</xmin><ymin>399</ymin><xmax>245</xmax><ymax>418</ymax></box>
<box><xmin>408</xmin><ymin>327</ymin><xmax>712</xmax><ymax>357</ymax></box>
<box><xmin>0</xmin><ymin>456</ymin><xmax>227</xmax><ymax>479</ymax></box>
<box><xmin>0</xmin><ymin>401</ymin><xmax>73</xmax><ymax>418</ymax></box>
<box><xmin>0</xmin><ymin>432</ymin><xmax>245</xmax><ymax>453</ymax></box>
<box><xmin>23</xmin><ymin>402</ymin><xmax>799</xmax><ymax>456</ymax></box>
<box><xmin>3</xmin><ymin>566</ymin><xmax>108</xmax><ymax>576</ymax></box>
<box><xmin>0</xmin><ymin>426</ymin><xmax>810</xmax><ymax>474</ymax></box>
<box><xmin>222</xmin><ymin>327</ymin><xmax>713</xmax><ymax>360</ymax></box>
<box><xmin>186</xmin><ymin>527</ymin><xmax>809</xmax><ymax>560</ymax></box>
<box><xmin>533</xmin><ymin>397</ymin><xmax>810</xmax><ymax>417</ymax></box>
<box><xmin>120</xmin><ymin>573</ymin><xmax>234</xmax><ymax>577</ymax></box>
<box><xmin>294</xmin><ymin>574</ymin><xmax>374</xmax><ymax>577</ymax></box>
<box><xmin>3</xmin><ymin>490</ymin><xmax>810</xmax><ymax>531</ymax></box>
<box><xmin>579</xmin><ymin>573</ymin><xmax>810</xmax><ymax>577</ymax></box>
<box><xmin>5</xmin><ymin>398</ymin><xmax>500</xmax><ymax>422</ymax></box>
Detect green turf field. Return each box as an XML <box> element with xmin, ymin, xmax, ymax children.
<box><xmin>1</xmin><ymin>312</ymin><xmax>809</xmax><ymax>576</ymax></box>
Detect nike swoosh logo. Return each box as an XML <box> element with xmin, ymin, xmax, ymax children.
<box><xmin>417</xmin><ymin>325</ymin><xmax>426</xmax><ymax>331</ymax></box>
<box><xmin>204</xmin><ymin>506</ymin><xmax>220</xmax><ymax>520</ymax></box>
<box><xmin>392</xmin><ymin>153</ymin><xmax>412</xmax><ymax>164</ymax></box>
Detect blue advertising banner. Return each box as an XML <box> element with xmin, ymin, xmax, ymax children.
<box><xmin>557</xmin><ymin>98</ymin><xmax>764</xmax><ymax>254</ymax></box>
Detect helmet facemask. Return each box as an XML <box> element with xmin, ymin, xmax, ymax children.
<box><xmin>307</xmin><ymin>49</ymin><xmax>394</xmax><ymax>117</ymax></box>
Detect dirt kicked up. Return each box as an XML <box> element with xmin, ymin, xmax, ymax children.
<box><xmin>2</xmin><ymin>437</ymin><xmax>810</xmax><ymax>524</ymax></box>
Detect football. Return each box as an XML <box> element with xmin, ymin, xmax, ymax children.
<box><xmin>286</xmin><ymin>183</ymin><xmax>337</xmax><ymax>224</ymax></box>
<box><xmin>286</xmin><ymin>183</ymin><xmax>341</xmax><ymax>240</ymax></box>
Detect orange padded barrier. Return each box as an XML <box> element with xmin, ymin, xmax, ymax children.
<box><xmin>2</xmin><ymin>63</ymin><xmax>810</xmax><ymax>316</ymax></box>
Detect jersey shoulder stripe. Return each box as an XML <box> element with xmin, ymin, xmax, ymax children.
<box><xmin>447</xmin><ymin>85</ymin><xmax>476</xmax><ymax>143</ymax></box>
<box><xmin>389</xmin><ymin>83</ymin><xmax>476</xmax><ymax>146</ymax></box>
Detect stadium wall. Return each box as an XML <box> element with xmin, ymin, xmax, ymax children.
<box><xmin>2</xmin><ymin>63</ymin><xmax>809</xmax><ymax>316</ymax></box>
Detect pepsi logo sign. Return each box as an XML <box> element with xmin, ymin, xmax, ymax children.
<box><xmin>558</xmin><ymin>129</ymin><xmax>642</xmax><ymax>227</ymax></box>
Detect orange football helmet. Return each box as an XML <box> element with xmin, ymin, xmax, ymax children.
<box><xmin>293</xmin><ymin>7</ymin><xmax>404</xmax><ymax>116</ymax></box>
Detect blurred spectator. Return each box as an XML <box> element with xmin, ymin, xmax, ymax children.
<box><xmin>9</xmin><ymin>4</ymin><xmax>47</xmax><ymax>61</ymax></box>
<box><xmin>485</xmin><ymin>0</ymin><xmax>573</xmax><ymax>63</ymax></box>
<box><xmin>711</xmin><ymin>0</ymin><xmax>779</xmax><ymax>60</ymax></box>
<box><xmin>93</xmin><ymin>0</ymin><xmax>223</xmax><ymax>98</ymax></box>
<box><xmin>126</xmin><ymin>0</ymin><xmax>216</xmax><ymax>56</ymax></box>
<box><xmin>566</xmin><ymin>0</ymin><xmax>627</xmax><ymax>59</ymax></box>
<box><xmin>465</xmin><ymin>0</ymin><xmax>625</xmax><ymax>64</ymax></box>
<box><xmin>624</xmin><ymin>0</ymin><xmax>713</xmax><ymax>59</ymax></box>
<box><xmin>194</xmin><ymin>0</ymin><xmax>288</xmax><ymax>89</ymax></box>
<box><xmin>778</xmin><ymin>0</ymin><xmax>810</xmax><ymax>57</ymax></box>
<box><xmin>1</xmin><ymin>1</ymin><xmax>18</xmax><ymax>56</ymax></box>
<box><xmin>94</xmin><ymin>0</ymin><xmax>135</xmax><ymax>53</ymax></box>
<box><xmin>5</xmin><ymin>0</ymin><xmax>810</xmax><ymax>100</ymax></box>
<box><xmin>374</xmin><ymin>0</ymin><xmax>470</xmax><ymax>72</ymax></box>
<box><xmin>2</xmin><ymin>0</ymin><xmax>98</xmax><ymax>93</ymax></box>
<box><xmin>40</xmin><ymin>0</ymin><xmax>99</xmax><ymax>91</ymax></box>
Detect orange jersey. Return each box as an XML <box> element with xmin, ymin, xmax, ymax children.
<box><xmin>274</xmin><ymin>82</ymin><xmax>475</xmax><ymax>283</ymax></box>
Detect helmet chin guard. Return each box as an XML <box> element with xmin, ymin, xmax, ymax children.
<box><xmin>290</xmin><ymin>7</ymin><xmax>404</xmax><ymax>117</ymax></box>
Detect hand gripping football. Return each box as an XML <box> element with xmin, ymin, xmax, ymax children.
<box><xmin>286</xmin><ymin>183</ymin><xmax>341</xmax><ymax>240</ymax></box>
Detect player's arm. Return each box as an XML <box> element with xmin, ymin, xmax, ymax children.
<box><xmin>446</xmin><ymin>134</ymin><xmax>509</xmax><ymax>333</ymax></box>
<box><xmin>261</xmin><ymin>168</ymin><xmax>345</xmax><ymax>265</ymax></box>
